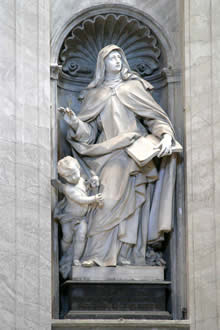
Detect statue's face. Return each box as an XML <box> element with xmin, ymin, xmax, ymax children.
<box><xmin>65</xmin><ymin>166</ymin><xmax>80</xmax><ymax>184</ymax></box>
<box><xmin>104</xmin><ymin>50</ymin><xmax>122</xmax><ymax>74</ymax></box>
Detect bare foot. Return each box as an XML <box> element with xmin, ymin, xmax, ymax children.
<box><xmin>118</xmin><ymin>258</ymin><xmax>131</xmax><ymax>266</ymax></box>
<box><xmin>73</xmin><ymin>259</ymin><xmax>81</xmax><ymax>266</ymax></box>
<box><xmin>82</xmin><ymin>260</ymin><xmax>95</xmax><ymax>267</ymax></box>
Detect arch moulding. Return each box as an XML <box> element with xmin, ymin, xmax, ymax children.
<box><xmin>51</xmin><ymin>4</ymin><xmax>177</xmax><ymax>69</ymax></box>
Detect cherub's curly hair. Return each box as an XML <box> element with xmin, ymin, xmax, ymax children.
<box><xmin>57</xmin><ymin>156</ymin><xmax>80</xmax><ymax>178</ymax></box>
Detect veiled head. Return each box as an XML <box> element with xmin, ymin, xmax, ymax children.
<box><xmin>87</xmin><ymin>45</ymin><xmax>132</xmax><ymax>89</ymax></box>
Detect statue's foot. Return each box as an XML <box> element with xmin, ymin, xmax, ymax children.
<box><xmin>118</xmin><ymin>258</ymin><xmax>131</xmax><ymax>266</ymax></box>
<box><xmin>73</xmin><ymin>259</ymin><xmax>81</xmax><ymax>266</ymax></box>
<box><xmin>82</xmin><ymin>260</ymin><xmax>95</xmax><ymax>267</ymax></box>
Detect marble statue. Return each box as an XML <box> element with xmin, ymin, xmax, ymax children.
<box><xmin>52</xmin><ymin>156</ymin><xmax>103</xmax><ymax>278</ymax></box>
<box><xmin>57</xmin><ymin>44</ymin><xmax>179</xmax><ymax>268</ymax></box>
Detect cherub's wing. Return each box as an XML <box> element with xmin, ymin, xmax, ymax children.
<box><xmin>51</xmin><ymin>179</ymin><xmax>64</xmax><ymax>193</ymax></box>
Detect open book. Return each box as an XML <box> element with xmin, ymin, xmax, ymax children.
<box><xmin>126</xmin><ymin>135</ymin><xmax>182</xmax><ymax>167</ymax></box>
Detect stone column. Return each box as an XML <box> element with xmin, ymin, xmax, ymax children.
<box><xmin>184</xmin><ymin>0</ymin><xmax>220</xmax><ymax>329</ymax></box>
<box><xmin>0</xmin><ymin>1</ymin><xmax>51</xmax><ymax>329</ymax></box>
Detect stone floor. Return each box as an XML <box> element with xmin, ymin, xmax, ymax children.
<box><xmin>52</xmin><ymin>319</ymin><xmax>190</xmax><ymax>329</ymax></box>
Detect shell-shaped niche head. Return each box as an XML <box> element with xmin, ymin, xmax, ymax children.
<box><xmin>59</xmin><ymin>14</ymin><xmax>163</xmax><ymax>86</ymax></box>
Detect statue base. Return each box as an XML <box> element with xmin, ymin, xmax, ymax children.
<box><xmin>59</xmin><ymin>266</ymin><xmax>169</xmax><ymax>319</ymax></box>
<box><xmin>64</xmin><ymin>310</ymin><xmax>172</xmax><ymax>320</ymax></box>
<box><xmin>61</xmin><ymin>279</ymin><xmax>171</xmax><ymax>319</ymax></box>
<box><xmin>71</xmin><ymin>265</ymin><xmax>164</xmax><ymax>282</ymax></box>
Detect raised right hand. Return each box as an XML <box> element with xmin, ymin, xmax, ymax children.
<box><xmin>58</xmin><ymin>107</ymin><xmax>78</xmax><ymax>130</ymax></box>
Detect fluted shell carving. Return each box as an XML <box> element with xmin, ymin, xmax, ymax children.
<box><xmin>59</xmin><ymin>14</ymin><xmax>162</xmax><ymax>86</ymax></box>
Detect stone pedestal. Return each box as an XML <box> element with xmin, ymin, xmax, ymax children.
<box><xmin>62</xmin><ymin>281</ymin><xmax>171</xmax><ymax>319</ymax></box>
<box><xmin>61</xmin><ymin>266</ymin><xmax>170</xmax><ymax>320</ymax></box>
<box><xmin>71</xmin><ymin>265</ymin><xmax>164</xmax><ymax>282</ymax></box>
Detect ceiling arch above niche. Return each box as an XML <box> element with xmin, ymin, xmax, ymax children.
<box><xmin>59</xmin><ymin>13</ymin><xmax>166</xmax><ymax>91</ymax></box>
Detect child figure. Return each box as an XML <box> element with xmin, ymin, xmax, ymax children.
<box><xmin>52</xmin><ymin>156</ymin><xmax>103</xmax><ymax>278</ymax></box>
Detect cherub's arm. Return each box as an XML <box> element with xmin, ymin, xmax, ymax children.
<box><xmin>68</xmin><ymin>189</ymin><xmax>103</xmax><ymax>206</ymax></box>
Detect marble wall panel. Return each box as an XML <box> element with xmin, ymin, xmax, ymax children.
<box><xmin>184</xmin><ymin>0</ymin><xmax>220</xmax><ymax>329</ymax></box>
<box><xmin>0</xmin><ymin>1</ymin><xmax>16</xmax><ymax>329</ymax></box>
<box><xmin>0</xmin><ymin>0</ymin><xmax>51</xmax><ymax>329</ymax></box>
<box><xmin>212</xmin><ymin>0</ymin><xmax>220</xmax><ymax>328</ymax></box>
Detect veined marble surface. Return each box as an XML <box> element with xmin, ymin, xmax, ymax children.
<box><xmin>0</xmin><ymin>1</ymin><xmax>51</xmax><ymax>329</ymax></box>
<box><xmin>184</xmin><ymin>0</ymin><xmax>220</xmax><ymax>329</ymax></box>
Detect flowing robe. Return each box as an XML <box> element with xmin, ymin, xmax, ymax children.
<box><xmin>66</xmin><ymin>78</ymin><xmax>177</xmax><ymax>266</ymax></box>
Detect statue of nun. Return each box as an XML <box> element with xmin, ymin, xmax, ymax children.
<box><xmin>59</xmin><ymin>44</ymin><xmax>178</xmax><ymax>267</ymax></box>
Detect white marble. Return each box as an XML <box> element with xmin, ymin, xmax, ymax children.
<box><xmin>0</xmin><ymin>0</ymin><xmax>16</xmax><ymax>329</ymax></box>
<box><xmin>212</xmin><ymin>0</ymin><xmax>220</xmax><ymax>327</ymax></box>
<box><xmin>72</xmin><ymin>265</ymin><xmax>165</xmax><ymax>282</ymax></box>
<box><xmin>0</xmin><ymin>0</ymin><xmax>51</xmax><ymax>329</ymax></box>
<box><xmin>184</xmin><ymin>0</ymin><xmax>220</xmax><ymax>329</ymax></box>
<box><xmin>0</xmin><ymin>0</ymin><xmax>220</xmax><ymax>328</ymax></box>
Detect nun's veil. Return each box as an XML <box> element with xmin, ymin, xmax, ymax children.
<box><xmin>79</xmin><ymin>44</ymin><xmax>153</xmax><ymax>99</ymax></box>
<box><xmin>87</xmin><ymin>45</ymin><xmax>136</xmax><ymax>89</ymax></box>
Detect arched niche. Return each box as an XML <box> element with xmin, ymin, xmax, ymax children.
<box><xmin>50</xmin><ymin>4</ymin><xmax>186</xmax><ymax>320</ymax></box>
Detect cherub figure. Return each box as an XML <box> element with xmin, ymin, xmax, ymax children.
<box><xmin>52</xmin><ymin>156</ymin><xmax>103</xmax><ymax>278</ymax></box>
